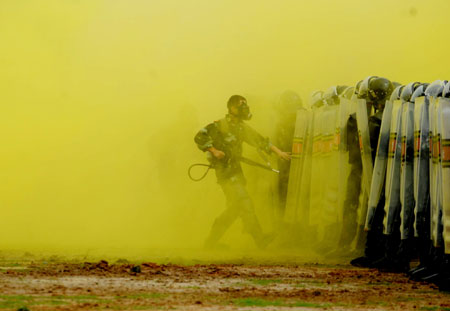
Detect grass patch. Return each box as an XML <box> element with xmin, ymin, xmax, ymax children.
<box><xmin>366</xmin><ymin>281</ymin><xmax>392</xmax><ymax>286</ymax></box>
<box><xmin>232</xmin><ymin>298</ymin><xmax>328</xmax><ymax>308</ymax></box>
<box><xmin>0</xmin><ymin>295</ymin><xmax>70</xmax><ymax>309</ymax></box>
<box><xmin>420</xmin><ymin>307</ymin><xmax>450</xmax><ymax>311</ymax></box>
<box><xmin>295</xmin><ymin>280</ymin><xmax>327</xmax><ymax>287</ymax></box>
<box><xmin>248</xmin><ymin>279</ymin><xmax>282</xmax><ymax>286</ymax></box>
<box><xmin>116</xmin><ymin>293</ymin><xmax>165</xmax><ymax>299</ymax></box>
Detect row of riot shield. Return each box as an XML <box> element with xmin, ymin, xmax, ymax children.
<box><xmin>283</xmin><ymin>96</ymin><xmax>357</xmax><ymax>253</ymax></box>
<box><xmin>283</xmin><ymin>81</ymin><xmax>450</xmax><ymax>263</ymax></box>
<box><xmin>366</xmin><ymin>82</ymin><xmax>450</xmax><ymax>258</ymax></box>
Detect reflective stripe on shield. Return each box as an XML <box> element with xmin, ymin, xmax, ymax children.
<box><xmin>284</xmin><ymin>110</ymin><xmax>310</xmax><ymax>224</ymax></box>
<box><xmin>399</xmin><ymin>101</ymin><xmax>415</xmax><ymax>240</ymax></box>
<box><xmin>413</xmin><ymin>96</ymin><xmax>430</xmax><ymax>238</ymax></box>
<box><xmin>366</xmin><ymin>100</ymin><xmax>393</xmax><ymax>230</ymax></box>
<box><xmin>355</xmin><ymin>98</ymin><xmax>373</xmax><ymax>227</ymax></box>
<box><xmin>440</xmin><ymin>98</ymin><xmax>450</xmax><ymax>253</ymax></box>
<box><xmin>383</xmin><ymin>99</ymin><xmax>403</xmax><ymax>235</ymax></box>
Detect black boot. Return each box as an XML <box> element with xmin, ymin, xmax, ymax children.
<box><xmin>416</xmin><ymin>246</ymin><xmax>444</xmax><ymax>284</ymax></box>
<box><xmin>350</xmin><ymin>229</ymin><xmax>385</xmax><ymax>267</ymax></box>
<box><xmin>438</xmin><ymin>254</ymin><xmax>450</xmax><ymax>291</ymax></box>
<box><xmin>408</xmin><ymin>237</ymin><xmax>432</xmax><ymax>277</ymax></box>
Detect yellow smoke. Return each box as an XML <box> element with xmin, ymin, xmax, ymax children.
<box><xmin>0</xmin><ymin>0</ymin><xmax>449</xmax><ymax>257</ymax></box>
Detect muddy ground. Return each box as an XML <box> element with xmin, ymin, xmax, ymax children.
<box><xmin>0</xmin><ymin>258</ymin><xmax>449</xmax><ymax>311</ymax></box>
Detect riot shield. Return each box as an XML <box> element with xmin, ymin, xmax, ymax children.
<box><xmin>383</xmin><ymin>99</ymin><xmax>403</xmax><ymax>235</ymax></box>
<box><xmin>284</xmin><ymin>110</ymin><xmax>310</xmax><ymax>224</ymax></box>
<box><xmin>355</xmin><ymin>98</ymin><xmax>373</xmax><ymax>229</ymax></box>
<box><xmin>413</xmin><ymin>96</ymin><xmax>430</xmax><ymax>238</ymax></box>
<box><xmin>431</xmin><ymin>98</ymin><xmax>444</xmax><ymax>247</ymax></box>
<box><xmin>365</xmin><ymin>100</ymin><xmax>393</xmax><ymax>230</ymax></box>
<box><xmin>308</xmin><ymin>106</ymin><xmax>325</xmax><ymax>236</ymax></box>
<box><xmin>297</xmin><ymin>110</ymin><xmax>314</xmax><ymax>226</ymax></box>
<box><xmin>338</xmin><ymin>98</ymin><xmax>352</xmax><ymax>223</ymax></box>
<box><xmin>317</xmin><ymin>104</ymin><xmax>341</xmax><ymax>248</ymax></box>
<box><xmin>430</xmin><ymin>98</ymin><xmax>444</xmax><ymax>247</ymax></box>
<box><xmin>400</xmin><ymin>101</ymin><xmax>415</xmax><ymax>240</ymax></box>
<box><xmin>322</xmin><ymin>105</ymin><xmax>340</xmax><ymax>238</ymax></box>
<box><xmin>440</xmin><ymin>98</ymin><xmax>450</xmax><ymax>254</ymax></box>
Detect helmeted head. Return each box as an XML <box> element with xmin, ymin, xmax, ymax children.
<box><xmin>277</xmin><ymin>90</ymin><xmax>303</xmax><ymax>114</ymax></box>
<box><xmin>359</xmin><ymin>76</ymin><xmax>393</xmax><ymax>112</ymax></box>
<box><xmin>400</xmin><ymin>82</ymin><xmax>421</xmax><ymax>102</ymax></box>
<box><xmin>227</xmin><ymin>95</ymin><xmax>252</xmax><ymax>120</ymax></box>
<box><xmin>390</xmin><ymin>85</ymin><xmax>404</xmax><ymax>101</ymax></box>
<box><xmin>425</xmin><ymin>80</ymin><xmax>446</xmax><ymax>98</ymax></box>
<box><xmin>411</xmin><ymin>83</ymin><xmax>429</xmax><ymax>102</ymax></box>
<box><xmin>443</xmin><ymin>82</ymin><xmax>450</xmax><ymax>98</ymax></box>
<box><xmin>323</xmin><ymin>85</ymin><xmax>348</xmax><ymax>106</ymax></box>
<box><xmin>310</xmin><ymin>90</ymin><xmax>324</xmax><ymax>108</ymax></box>
<box><xmin>354</xmin><ymin>80</ymin><xmax>363</xmax><ymax>97</ymax></box>
<box><xmin>341</xmin><ymin>86</ymin><xmax>355</xmax><ymax>100</ymax></box>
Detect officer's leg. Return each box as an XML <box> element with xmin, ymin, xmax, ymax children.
<box><xmin>351</xmin><ymin>194</ymin><xmax>385</xmax><ymax>267</ymax></box>
<box><xmin>339</xmin><ymin>163</ymin><xmax>361</xmax><ymax>248</ymax></box>
<box><xmin>230</xmin><ymin>180</ymin><xmax>268</xmax><ymax>249</ymax></box>
<box><xmin>204</xmin><ymin>181</ymin><xmax>241</xmax><ymax>249</ymax></box>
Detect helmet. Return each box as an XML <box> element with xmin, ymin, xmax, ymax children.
<box><xmin>227</xmin><ymin>95</ymin><xmax>252</xmax><ymax>120</ymax></box>
<box><xmin>400</xmin><ymin>82</ymin><xmax>421</xmax><ymax>102</ymax></box>
<box><xmin>358</xmin><ymin>76</ymin><xmax>378</xmax><ymax>99</ymax></box>
<box><xmin>425</xmin><ymin>80</ymin><xmax>446</xmax><ymax>98</ymax></box>
<box><xmin>354</xmin><ymin>80</ymin><xmax>363</xmax><ymax>96</ymax></box>
<box><xmin>323</xmin><ymin>85</ymin><xmax>348</xmax><ymax>105</ymax></box>
<box><xmin>390</xmin><ymin>85</ymin><xmax>405</xmax><ymax>101</ymax></box>
<box><xmin>278</xmin><ymin>90</ymin><xmax>303</xmax><ymax>112</ymax></box>
<box><xmin>310</xmin><ymin>90</ymin><xmax>324</xmax><ymax>108</ymax></box>
<box><xmin>443</xmin><ymin>82</ymin><xmax>450</xmax><ymax>98</ymax></box>
<box><xmin>368</xmin><ymin>77</ymin><xmax>394</xmax><ymax>103</ymax></box>
<box><xmin>341</xmin><ymin>86</ymin><xmax>355</xmax><ymax>100</ymax></box>
<box><xmin>411</xmin><ymin>83</ymin><xmax>429</xmax><ymax>102</ymax></box>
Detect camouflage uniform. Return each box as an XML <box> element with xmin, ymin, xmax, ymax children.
<box><xmin>195</xmin><ymin>114</ymin><xmax>272</xmax><ymax>248</ymax></box>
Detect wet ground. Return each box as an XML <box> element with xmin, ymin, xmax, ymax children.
<box><xmin>1</xmin><ymin>258</ymin><xmax>450</xmax><ymax>310</ymax></box>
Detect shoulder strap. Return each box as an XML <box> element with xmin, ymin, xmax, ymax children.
<box><xmin>217</xmin><ymin>118</ymin><xmax>229</xmax><ymax>135</ymax></box>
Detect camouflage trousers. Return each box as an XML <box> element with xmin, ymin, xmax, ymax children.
<box><xmin>205</xmin><ymin>175</ymin><xmax>264</xmax><ymax>248</ymax></box>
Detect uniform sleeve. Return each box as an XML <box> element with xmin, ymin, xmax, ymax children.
<box><xmin>194</xmin><ymin>123</ymin><xmax>216</xmax><ymax>151</ymax></box>
<box><xmin>242</xmin><ymin>123</ymin><xmax>273</xmax><ymax>153</ymax></box>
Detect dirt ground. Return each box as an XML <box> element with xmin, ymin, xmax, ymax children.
<box><xmin>0</xmin><ymin>257</ymin><xmax>450</xmax><ymax>311</ymax></box>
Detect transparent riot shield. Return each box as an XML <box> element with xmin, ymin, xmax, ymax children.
<box><xmin>440</xmin><ymin>98</ymin><xmax>450</xmax><ymax>254</ymax></box>
<box><xmin>338</xmin><ymin>98</ymin><xmax>352</xmax><ymax>223</ymax></box>
<box><xmin>383</xmin><ymin>99</ymin><xmax>403</xmax><ymax>235</ymax></box>
<box><xmin>413</xmin><ymin>96</ymin><xmax>430</xmax><ymax>238</ymax></box>
<box><xmin>317</xmin><ymin>104</ymin><xmax>340</xmax><ymax>249</ymax></box>
<box><xmin>355</xmin><ymin>98</ymin><xmax>373</xmax><ymax>230</ymax></box>
<box><xmin>366</xmin><ymin>100</ymin><xmax>393</xmax><ymax>230</ymax></box>
<box><xmin>431</xmin><ymin>98</ymin><xmax>444</xmax><ymax>247</ymax></box>
<box><xmin>284</xmin><ymin>110</ymin><xmax>310</xmax><ymax>224</ymax></box>
<box><xmin>429</xmin><ymin>97</ymin><xmax>437</xmax><ymax>244</ymax></box>
<box><xmin>308</xmin><ymin>106</ymin><xmax>325</xmax><ymax>239</ymax></box>
<box><xmin>400</xmin><ymin>101</ymin><xmax>415</xmax><ymax>240</ymax></box>
<box><xmin>297</xmin><ymin>110</ymin><xmax>314</xmax><ymax>226</ymax></box>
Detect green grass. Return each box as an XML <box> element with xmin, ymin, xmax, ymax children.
<box><xmin>115</xmin><ymin>293</ymin><xmax>166</xmax><ymax>299</ymax></box>
<box><xmin>420</xmin><ymin>307</ymin><xmax>450</xmax><ymax>311</ymax></box>
<box><xmin>232</xmin><ymin>298</ymin><xmax>328</xmax><ymax>308</ymax></box>
<box><xmin>0</xmin><ymin>294</ymin><xmax>166</xmax><ymax>309</ymax></box>
<box><xmin>248</xmin><ymin>278</ymin><xmax>283</xmax><ymax>286</ymax></box>
<box><xmin>0</xmin><ymin>295</ymin><xmax>70</xmax><ymax>309</ymax></box>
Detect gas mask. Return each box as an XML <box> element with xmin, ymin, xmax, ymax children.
<box><xmin>238</xmin><ymin>102</ymin><xmax>252</xmax><ymax>120</ymax></box>
<box><xmin>230</xmin><ymin>101</ymin><xmax>252</xmax><ymax>120</ymax></box>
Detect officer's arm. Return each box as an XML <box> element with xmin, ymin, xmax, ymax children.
<box><xmin>194</xmin><ymin>123</ymin><xmax>225</xmax><ymax>159</ymax></box>
<box><xmin>243</xmin><ymin>124</ymin><xmax>290</xmax><ymax>160</ymax></box>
